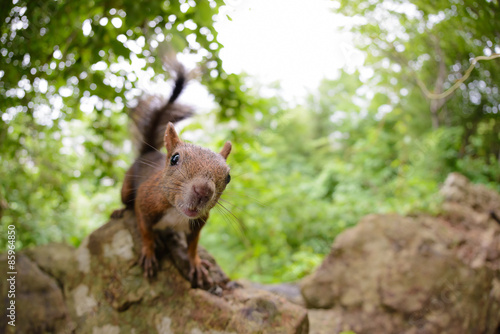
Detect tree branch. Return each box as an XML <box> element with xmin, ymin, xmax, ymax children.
<box><xmin>415</xmin><ymin>53</ymin><xmax>500</xmax><ymax>100</ymax></box>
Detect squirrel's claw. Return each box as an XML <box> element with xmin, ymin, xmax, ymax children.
<box><xmin>139</xmin><ymin>248</ymin><xmax>158</xmax><ymax>278</ymax></box>
<box><xmin>189</xmin><ymin>258</ymin><xmax>213</xmax><ymax>288</ymax></box>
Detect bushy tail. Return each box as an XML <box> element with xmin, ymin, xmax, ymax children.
<box><xmin>131</xmin><ymin>63</ymin><xmax>193</xmax><ymax>156</ymax></box>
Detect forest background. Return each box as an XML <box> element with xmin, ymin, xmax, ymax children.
<box><xmin>1</xmin><ymin>0</ymin><xmax>499</xmax><ymax>283</ymax></box>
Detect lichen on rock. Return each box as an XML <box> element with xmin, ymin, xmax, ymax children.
<box><xmin>1</xmin><ymin>210</ymin><xmax>307</xmax><ymax>334</ymax></box>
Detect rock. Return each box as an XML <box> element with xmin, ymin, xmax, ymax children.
<box><xmin>1</xmin><ymin>211</ymin><xmax>308</xmax><ymax>334</ymax></box>
<box><xmin>237</xmin><ymin>280</ymin><xmax>306</xmax><ymax>307</ymax></box>
<box><xmin>440</xmin><ymin>173</ymin><xmax>500</xmax><ymax>215</ymax></box>
<box><xmin>0</xmin><ymin>254</ymin><xmax>73</xmax><ymax>334</ymax></box>
<box><xmin>301</xmin><ymin>173</ymin><xmax>500</xmax><ymax>334</ymax></box>
<box><xmin>307</xmin><ymin>308</ymin><xmax>342</xmax><ymax>334</ymax></box>
<box><xmin>24</xmin><ymin>243</ymin><xmax>76</xmax><ymax>284</ymax></box>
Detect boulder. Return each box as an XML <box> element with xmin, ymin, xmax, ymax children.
<box><xmin>1</xmin><ymin>211</ymin><xmax>308</xmax><ymax>334</ymax></box>
<box><xmin>237</xmin><ymin>280</ymin><xmax>305</xmax><ymax>307</ymax></box>
<box><xmin>0</xmin><ymin>253</ymin><xmax>71</xmax><ymax>333</ymax></box>
<box><xmin>301</xmin><ymin>173</ymin><xmax>500</xmax><ymax>334</ymax></box>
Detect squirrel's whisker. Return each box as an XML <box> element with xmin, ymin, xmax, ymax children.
<box><xmin>173</xmin><ymin>165</ymin><xmax>189</xmax><ymax>181</ymax></box>
<box><xmin>214</xmin><ymin>206</ymin><xmax>241</xmax><ymax>236</ymax></box>
<box><xmin>216</xmin><ymin>201</ymin><xmax>246</xmax><ymax>233</ymax></box>
<box><xmin>221</xmin><ymin>192</ymin><xmax>268</xmax><ymax>208</ymax></box>
<box><xmin>136</xmin><ymin>159</ymin><xmax>162</xmax><ymax>170</ymax></box>
<box><xmin>136</xmin><ymin>156</ymin><xmax>162</xmax><ymax>167</ymax></box>
<box><xmin>218</xmin><ymin>198</ymin><xmax>251</xmax><ymax>217</ymax></box>
<box><xmin>136</xmin><ymin>138</ymin><xmax>163</xmax><ymax>154</ymax></box>
<box><xmin>228</xmin><ymin>171</ymin><xmax>252</xmax><ymax>179</ymax></box>
<box><xmin>214</xmin><ymin>205</ymin><xmax>249</xmax><ymax>243</ymax></box>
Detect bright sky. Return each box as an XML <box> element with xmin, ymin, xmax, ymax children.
<box><xmin>178</xmin><ymin>0</ymin><xmax>365</xmax><ymax>109</ymax></box>
<box><xmin>214</xmin><ymin>0</ymin><xmax>364</xmax><ymax>102</ymax></box>
<box><xmin>73</xmin><ymin>0</ymin><xmax>366</xmax><ymax>121</ymax></box>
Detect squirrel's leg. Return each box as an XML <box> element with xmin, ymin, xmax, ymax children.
<box><xmin>187</xmin><ymin>219</ymin><xmax>212</xmax><ymax>288</ymax></box>
<box><xmin>111</xmin><ymin>168</ymin><xmax>136</xmax><ymax>218</ymax></box>
<box><xmin>137</xmin><ymin>210</ymin><xmax>158</xmax><ymax>277</ymax></box>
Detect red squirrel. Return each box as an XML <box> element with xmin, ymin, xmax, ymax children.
<box><xmin>111</xmin><ymin>62</ymin><xmax>232</xmax><ymax>287</ymax></box>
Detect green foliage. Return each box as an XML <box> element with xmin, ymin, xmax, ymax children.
<box><xmin>198</xmin><ymin>0</ymin><xmax>499</xmax><ymax>282</ymax></box>
<box><xmin>338</xmin><ymin>0</ymin><xmax>500</xmax><ymax>170</ymax></box>
<box><xmin>198</xmin><ymin>75</ymin><xmax>448</xmax><ymax>282</ymax></box>
<box><xmin>1</xmin><ymin>0</ymin><xmax>498</xmax><ymax>285</ymax></box>
<box><xmin>0</xmin><ymin>0</ymin><xmax>231</xmax><ymax>248</ymax></box>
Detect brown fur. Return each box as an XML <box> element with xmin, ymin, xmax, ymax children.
<box><xmin>112</xmin><ymin>66</ymin><xmax>232</xmax><ymax>286</ymax></box>
<box><xmin>134</xmin><ymin>124</ymin><xmax>231</xmax><ymax>284</ymax></box>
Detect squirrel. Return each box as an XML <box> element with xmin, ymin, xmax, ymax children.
<box><xmin>111</xmin><ymin>61</ymin><xmax>232</xmax><ymax>287</ymax></box>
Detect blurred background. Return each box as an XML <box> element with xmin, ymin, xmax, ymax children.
<box><xmin>0</xmin><ymin>0</ymin><xmax>499</xmax><ymax>283</ymax></box>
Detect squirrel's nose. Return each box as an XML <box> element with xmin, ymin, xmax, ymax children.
<box><xmin>192</xmin><ymin>184</ymin><xmax>214</xmax><ymax>204</ymax></box>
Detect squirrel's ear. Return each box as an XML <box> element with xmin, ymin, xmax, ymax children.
<box><xmin>164</xmin><ymin>122</ymin><xmax>181</xmax><ymax>154</ymax></box>
<box><xmin>219</xmin><ymin>141</ymin><xmax>232</xmax><ymax>160</ymax></box>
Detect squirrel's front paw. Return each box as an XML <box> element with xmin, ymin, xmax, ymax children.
<box><xmin>189</xmin><ymin>255</ymin><xmax>213</xmax><ymax>288</ymax></box>
<box><xmin>139</xmin><ymin>246</ymin><xmax>158</xmax><ymax>278</ymax></box>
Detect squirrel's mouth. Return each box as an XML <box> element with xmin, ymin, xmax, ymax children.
<box><xmin>182</xmin><ymin>207</ymin><xmax>199</xmax><ymax>218</ymax></box>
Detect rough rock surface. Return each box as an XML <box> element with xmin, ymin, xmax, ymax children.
<box><xmin>301</xmin><ymin>173</ymin><xmax>500</xmax><ymax>334</ymax></box>
<box><xmin>237</xmin><ymin>280</ymin><xmax>306</xmax><ymax>307</ymax></box>
<box><xmin>0</xmin><ymin>211</ymin><xmax>308</xmax><ymax>334</ymax></box>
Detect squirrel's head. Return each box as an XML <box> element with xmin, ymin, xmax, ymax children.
<box><xmin>163</xmin><ymin>122</ymin><xmax>232</xmax><ymax>219</ymax></box>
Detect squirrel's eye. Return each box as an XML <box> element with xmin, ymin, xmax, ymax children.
<box><xmin>170</xmin><ymin>153</ymin><xmax>180</xmax><ymax>166</ymax></box>
<box><xmin>226</xmin><ymin>173</ymin><xmax>231</xmax><ymax>184</ymax></box>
